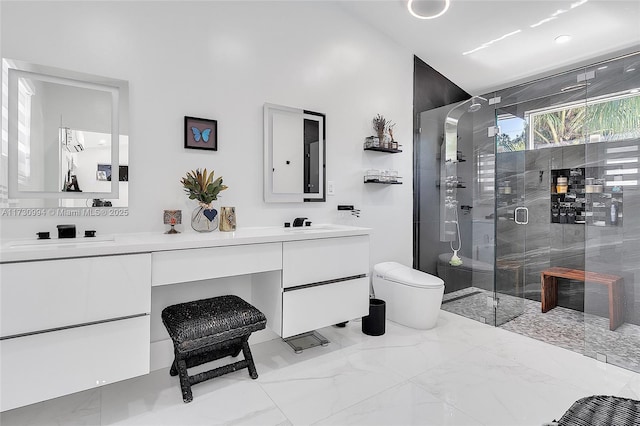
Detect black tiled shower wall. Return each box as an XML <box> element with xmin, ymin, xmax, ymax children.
<box><xmin>495</xmin><ymin>140</ymin><xmax>640</xmax><ymax>325</ymax></box>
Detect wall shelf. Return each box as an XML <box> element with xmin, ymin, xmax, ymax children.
<box><xmin>363</xmin><ymin>179</ymin><xmax>402</xmax><ymax>184</ymax></box>
<box><xmin>364</xmin><ymin>146</ymin><xmax>402</xmax><ymax>153</ymax></box>
<box><xmin>363</xmin><ymin>138</ymin><xmax>401</xmax><ymax>185</ymax></box>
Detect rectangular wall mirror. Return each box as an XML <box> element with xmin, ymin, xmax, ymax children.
<box><xmin>1</xmin><ymin>58</ymin><xmax>129</xmax><ymax>210</ymax></box>
<box><xmin>263</xmin><ymin>103</ymin><xmax>325</xmax><ymax>203</ymax></box>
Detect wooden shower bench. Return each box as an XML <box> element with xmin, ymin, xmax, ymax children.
<box><xmin>541</xmin><ymin>267</ymin><xmax>624</xmax><ymax>331</ymax></box>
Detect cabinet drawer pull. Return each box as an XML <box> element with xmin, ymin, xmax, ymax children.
<box><xmin>0</xmin><ymin>313</ymin><xmax>149</xmax><ymax>341</ymax></box>
<box><xmin>283</xmin><ymin>274</ymin><xmax>366</xmax><ymax>292</ymax></box>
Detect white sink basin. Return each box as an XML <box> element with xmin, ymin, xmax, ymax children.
<box><xmin>7</xmin><ymin>235</ymin><xmax>116</xmax><ymax>249</ymax></box>
<box><xmin>283</xmin><ymin>224</ymin><xmax>343</xmax><ymax>232</ymax></box>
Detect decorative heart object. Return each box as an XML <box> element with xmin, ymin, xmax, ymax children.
<box><xmin>203</xmin><ymin>209</ymin><xmax>218</xmax><ymax>222</ymax></box>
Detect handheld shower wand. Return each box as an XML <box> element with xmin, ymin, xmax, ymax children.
<box><xmin>449</xmin><ymin>206</ymin><xmax>463</xmax><ymax>266</ymax></box>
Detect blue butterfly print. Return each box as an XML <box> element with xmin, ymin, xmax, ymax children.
<box><xmin>191</xmin><ymin>126</ymin><xmax>212</xmax><ymax>143</ymax></box>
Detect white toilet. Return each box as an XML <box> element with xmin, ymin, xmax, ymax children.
<box><xmin>373</xmin><ymin>262</ymin><xmax>445</xmax><ymax>329</ymax></box>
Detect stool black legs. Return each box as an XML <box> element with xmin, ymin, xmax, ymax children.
<box><xmin>176</xmin><ymin>359</ymin><xmax>192</xmax><ymax>403</ymax></box>
<box><xmin>242</xmin><ymin>339</ymin><xmax>258</xmax><ymax>379</ymax></box>
<box><xmin>169</xmin><ymin>335</ymin><xmax>260</xmax><ymax>403</ymax></box>
<box><xmin>169</xmin><ymin>359</ymin><xmax>178</xmax><ymax>377</ymax></box>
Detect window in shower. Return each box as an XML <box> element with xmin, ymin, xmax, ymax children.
<box><xmin>529</xmin><ymin>90</ymin><xmax>640</xmax><ymax>149</ymax></box>
<box><xmin>495</xmin><ymin>91</ymin><xmax>640</xmax><ymax>153</ymax></box>
<box><xmin>496</xmin><ymin>113</ymin><xmax>527</xmax><ymax>153</ymax></box>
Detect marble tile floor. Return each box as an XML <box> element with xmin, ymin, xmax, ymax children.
<box><xmin>2</xmin><ymin>311</ymin><xmax>640</xmax><ymax>426</ymax></box>
<box><xmin>443</xmin><ymin>286</ymin><xmax>640</xmax><ymax>373</ymax></box>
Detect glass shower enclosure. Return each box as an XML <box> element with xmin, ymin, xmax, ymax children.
<box><xmin>416</xmin><ymin>51</ymin><xmax>640</xmax><ymax>372</ymax></box>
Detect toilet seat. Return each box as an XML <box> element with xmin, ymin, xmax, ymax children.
<box><xmin>372</xmin><ymin>261</ymin><xmax>445</xmax><ymax>330</ymax></box>
<box><xmin>374</xmin><ymin>262</ymin><xmax>444</xmax><ymax>289</ymax></box>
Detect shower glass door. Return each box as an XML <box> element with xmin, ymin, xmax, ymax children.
<box><xmin>493</xmin><ymin>68</ymin><xmax>588</xmax><ymax>329</ymax></box>
<box><xmin>493</xmin><ymin>106</ymin><xmax>527</xmax><ymax>326</ymax></box>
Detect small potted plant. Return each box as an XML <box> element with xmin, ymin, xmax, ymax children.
<box><xmin>372</xmin><ymin>114</ymin><xmax>392</xmax><ymax>148</ymax></box>
<box><xmin>372</xmin><ymin>114</ymin><xmax>398</xmax><ymax>149</ymax></box>
<box><xmin>181</xmin><ymin>168</ymin><xmax>228</xmax><ymax>232</ymax></box>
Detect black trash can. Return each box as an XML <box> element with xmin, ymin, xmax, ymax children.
<box><xmin>362</xmin><ymin>298</ymin><xmax>385</xmax><ymax>336</ymax></box>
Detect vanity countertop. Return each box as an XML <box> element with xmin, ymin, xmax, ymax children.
<box><xmin>0</xmin><ymin>224</ymin><xmax>371</xmax><ymax>263</ymax></box>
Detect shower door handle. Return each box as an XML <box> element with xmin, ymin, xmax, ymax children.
<box><xmin>514</xmin><ymin>207</ymin><xmax>529</xmax><ymax>225</ymax></box>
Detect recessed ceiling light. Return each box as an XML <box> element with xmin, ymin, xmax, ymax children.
<box><xmin>555</xmin><ymin>35</ymin><xmax>571</xmax><ymax>44</ymax></box>
<box><xmin>626</xmin><ymin>67</ymin><xmax>636</xmax><ymax>73</ymax></box>
<box><xmin>462</xmin><ymin>29</ymin><xmax>522</xmax><ymax>55</ymax></box>
<box><xmin>570</xmin><ymin>0</ymin><xmax>589</xmax><ymax>9</ymax></box>
<box><xmin>407</xmin><ymin>0</ymin><xmax>450</xmax><ymax>20</ymax></box>
<box><xmin>530</xmin><ymin>17</ymin><xmax>557</xmax><ymax>28</ymax></box>
<box><xmin>597</xmin><ymin>65</ymin><xmax>608</xmax><ymax>70</ymax></box>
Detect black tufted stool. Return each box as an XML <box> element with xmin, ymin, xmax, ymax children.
<box><xmin>161</xmin><ymin>295</ymin><xmax>267</xmax><ymax>403</ymax></box>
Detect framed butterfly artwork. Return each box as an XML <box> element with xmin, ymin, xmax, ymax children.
<box><xmin>184</xmin><ymin>116</ymin><xmax>218</xmax><ymax>151</ymax></box>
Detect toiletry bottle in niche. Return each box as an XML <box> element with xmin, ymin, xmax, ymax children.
<box><xmin>559</xmin><ymin>208</ymin><xmax>567</xmax><ymax>224</ymax></box>
<box><xmin>610</xmin><ymin>201</ymin><xmax>617</xmax><ymax>225</ymax></box>
<box><xmin>551</xmin><ymin>203</ymin><xmax>560</xmax><ymax>223</ymax></box>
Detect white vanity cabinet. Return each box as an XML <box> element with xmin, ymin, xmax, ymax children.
<box><xmin>0</xmin><ymin>254</ymin><xmax>151</xmax><ymax>412</ymax></box>
<box><xmin>0</xmin><ymin>225</ymin><xmax>371</xmax><ymax>411</ymax></box>
<box><xmin>280</xmin><ymin>236</ymin><xmax>370</xmax><ymax>337</ymax></box>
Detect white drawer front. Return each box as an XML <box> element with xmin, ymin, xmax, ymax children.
<box><xmin>152</xmin><ymin>242</ymin><xmax>282</xmax><ymax>286</ymax></box>
<box><xmin>0</xmin><ymin>254</ymin><xmax>151</xmax><ymax>338</ymax></box>
<box><xmin>0</xmin><ymin>315</ymin><xmax>150</xmax><ymax>412</ymax></box>
<box><xmin>282</xmin><ymin>236</ymin><xmax>369</xmax><ymax>288</ymax></box>
<box><xmin>281</xmin><ymin>277</ymin><xmax>369</xmax><ymax>338</ymax></box>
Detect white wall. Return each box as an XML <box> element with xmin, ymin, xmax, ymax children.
<box><xmin>0</xmin><ymin>1</ymin><xmax>413</xmax><ymax>267</ymax></box>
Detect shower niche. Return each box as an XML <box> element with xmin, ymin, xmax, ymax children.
<box><xmin>550</xmin><ymin>167</ymin><xmax>622</xmax><ymax>226</ymax></box>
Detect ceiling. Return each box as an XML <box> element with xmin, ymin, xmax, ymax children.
<box><xmin>338</xmin><ymin>0</ymin><xmax>640</xmax><ymax>95</ymax></box>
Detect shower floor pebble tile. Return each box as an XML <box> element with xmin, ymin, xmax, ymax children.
<box><xmin>2</xmin><ymin>311</ymin><xmax>639</xmax><ymax>426</ymax></box>
<box><xmin>444</xmin><ymin>287</ymin><xmax>640</xmax><ymax>373</ymax></box>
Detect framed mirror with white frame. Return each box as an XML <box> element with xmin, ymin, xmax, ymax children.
<box><xmin>263</xmin><ymin>103</ymin><xmax>325</xmax><ymax>203</ymax></box>
<box><xmin>1</xmin><ymin>58</ymin><xmax>129</xmax><ymax>211</ymax></box>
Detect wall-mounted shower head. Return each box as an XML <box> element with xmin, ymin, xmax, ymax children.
<box><xmin>467</xmin><ymin>97</ymin><xmax>483</xmax><ymax>113</ymax></box>
<box><xmin>468</xmin><ymin>103</ymin><xmax>481</xmax><ymax>113</ymax></box>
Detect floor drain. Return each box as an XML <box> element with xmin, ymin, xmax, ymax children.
<box><xmin>442</xmin><ymin>291</ymin><xmax>482</xmax><ymax>304</ymax></box>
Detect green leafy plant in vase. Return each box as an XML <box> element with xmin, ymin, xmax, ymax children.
<box><xmin>181</xmin><ymin>168</ymin><xmax>228</xmax><ymax>232</ymax></box>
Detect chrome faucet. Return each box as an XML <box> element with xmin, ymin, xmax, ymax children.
<box><xmin>292</xmin><ymin>217</ymin><xmax>308</xmax><ymax>227</ymax></box>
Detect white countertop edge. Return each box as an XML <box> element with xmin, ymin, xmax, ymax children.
<box><xmin>0</xmin><ymin>225</ymin><xmax>372</xmax><ymax>263</ymax></box>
